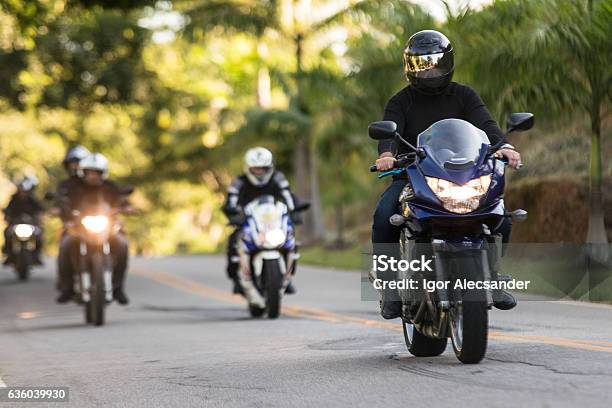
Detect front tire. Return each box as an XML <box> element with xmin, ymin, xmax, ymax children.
<box><xmin>263</xmin><ymin>260</ymin><xmax>283</xmax><ymax>319</ymax></box>
<box><xmin>15</xmin><ymin>249</ymin><xmax>30</xmax><ymax>281</ymax></box>
<box><xmin>88</xmin><ymin>253</ymin><xmax>106</xmax><ymax>326</ymax></box>
<box><xmin>450</xmin><ymin>301</ymin><xmax>488</xmax><ymax>364</ymax></box>
<box><xmin>403</xmin><ymin>319</ymin><xmax>447</xmax><ymax>357</ymax></box>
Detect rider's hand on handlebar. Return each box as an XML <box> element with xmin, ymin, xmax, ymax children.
<box><xmin>495</xmin><ymin>148</ymin><xmax>522</xmax><ymax>169</ymax></box>
<box><xmin>375</xmin><ymin>153</ymin><xmax>396</xmax><ymax>171</ymax></box>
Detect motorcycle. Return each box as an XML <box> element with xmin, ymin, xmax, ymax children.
<box><xmin>368</xmin><ymin>113</ymin><xmax>533</xmax><ymax>364</ymax></box>
<box><xmin>232</xmin><ymin>195</ymin><xmax>309</xmax><ymax>319</ymax></box>
<box><xmin>6</xmin><ymin>214</ymin><xmax>42</xmax><ymax>281</ymax></box>
<box><xmin>65</xmin><ymin>191</ymin><xmax>132</xmax><ymax>326</ymax></box>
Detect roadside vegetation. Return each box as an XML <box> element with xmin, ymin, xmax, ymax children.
<box><xmin>0</xmin><ymin>0</ymin><xmax>609</xmax><ymax>258</ymax></box>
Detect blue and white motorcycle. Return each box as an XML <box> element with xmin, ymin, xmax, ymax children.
<box><xmin>236</xmin><ymin>195</ymin><xmax>309</xmax><ymax>318</ymax></box>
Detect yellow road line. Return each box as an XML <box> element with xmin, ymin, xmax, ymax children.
<box><xmin>133</xmin><ymin>267</ymin><xmax>612</xmax><ymax>354</ymax></box>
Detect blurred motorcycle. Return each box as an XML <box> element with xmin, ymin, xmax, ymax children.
<box><xmin>6</xmin><ymin>214</ymin><xmax>42</xmax><ymax>281</ymax></box>
<box><xmin>232</xmin><ymin>195</ymin><xmax>309</xmax><ymax>318</ymax></box>
<box><xmin>65</xmin><ymin>191</ymin><xmax>132</xmax><ymax>326</ymax></box>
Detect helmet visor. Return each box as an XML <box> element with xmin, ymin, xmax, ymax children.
<box><xmin>404</xmin><ymin>52</ymin><xmax>453</xmax><ymax>79</ymax></box>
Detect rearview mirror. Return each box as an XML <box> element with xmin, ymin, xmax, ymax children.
<box><xmin>368</xmin><ymin>121</ymin><xmax>397</xmax><ymax>140</ymax></box>
<box><xmin>506</xmin><ymin>113</ymin><xmax>534</xmax><ymax>133</ymax></box>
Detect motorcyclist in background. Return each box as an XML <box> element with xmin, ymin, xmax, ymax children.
<box><xmin>56</xmin><ymin>153</ymin><xmax>132</xmax><ymax>305</ymax></box>
<box><xmin>373</xmin><ymin>30</ymin><xmax>522</xmax><ymax>320</ymax></box>
<box><xmin>53</xmin><ymin>145</ymin><xmax>90</xmax><ymax>296</ymax></box>
<box><xmin>3</xmin><ymin>176</ymin><xmax>44</xmax><ymax>265</ymax></box>
<box><xmin>55</xmin><ymin>145</ymin><xmax>91</xmax><ymax>209</ymax></box>
<box><xmin>223</xmin><ymin>147</ymin><xmax>299</xmax><ymax>295</ymax></box>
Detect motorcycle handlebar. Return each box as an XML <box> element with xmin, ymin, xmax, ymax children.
<box><xmin>370</xmin><ymin>155</ymin><xmax>522</xmax><ymax>172</ymax></box>
<box><xmin>369</xmin><ymin>154</ymin><xmax>414</xmax><ymax>172</ymax></box>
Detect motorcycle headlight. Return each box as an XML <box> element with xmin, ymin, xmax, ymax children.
<box><xmin>81</xmin><ymin>215</ymin><xmax>109</xmax><ymax>233</ymax></box>
<box><xmin>426</xmin><ymin>175</ymin><xmax>492</xmax><ymax>214</ymax></box>
<box><xmin>14</xmin><ymin>224</ymin><xmax>34</xmax><ymax>239</ymax></box>
<box><xmin>263</xmin><ymin>228</ymin><xmax>286</xmax><ymax>247</ymax></box>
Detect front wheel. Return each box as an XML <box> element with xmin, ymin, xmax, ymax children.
<box><xmin>263</xmin><ymin>260</ymin><xmax>283</xmax><ymax>319</ymax></box>
<box><xmin>15</xmin><ymin>249</ymin><xmax>30</xmax><ymax>281</ymax></box>
<box><xmin>450</xmin><ymin>301</ymin><xmax>488</xmax><ymax>364</ymax></box>
<box><xmin>403</xmin><ymin>319</ymin><xmax>447</xmax><ymax>357</ymax></box>
<box><xmin>88</xmin><ymin>253</ymin><xmax>106</xmax><ymax>326</ymax></box>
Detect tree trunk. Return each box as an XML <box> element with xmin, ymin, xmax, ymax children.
<box><xmin>294</xmin><ymin>137</ymin><xmax>309</xmax><ymax>206</ymax></box>
<box><xmin>335</xmin><ymin>203</ymin><xmax>345</xmax><ymax>247</ymax></box>
<box><xmin>586</xmin><ymin>91</ymin><xmax>608</xmax><ymax>263</ymax></box>
<box><xmin>255</xmin><ymin>40</ymin><xmax>271</xmax><ymax>108</ymax></box>
<box><xmin>308</xmin><ymin>142</ymin><xmax>325</xmax><ymax>241</ymax></box>
<box><xmin>292</xmin><ymin>29</ymin><xmax>325</xmax><ymax>243</ymax></box>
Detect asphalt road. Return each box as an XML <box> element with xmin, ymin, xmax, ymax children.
<box><xmin>1</xmin><ymin>255</ymin><xmax>611</xmax><ymax>408</ymax></box>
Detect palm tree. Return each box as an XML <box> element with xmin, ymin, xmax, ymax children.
<box><xmin>178</xmin><ymin>0</ymin><xmax>426</xmax><ymax>242</ymax></box>
<box><xmin>445</xmin><ymin>0</ymin><xmax>611</xmax><ymax>256</ymax></box>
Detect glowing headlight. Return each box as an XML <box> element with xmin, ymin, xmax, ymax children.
<box><xmin>81</xmin><ymin>215</ymin><xmax>109</xmax><ymax>233</ymax></box>
<box><xmin>14</xmin><ymin>224</ymin><xmax>34</xmax><ymax>239</ymax></box>
<box><xmin>264</xmin><ymin>229</ymin><xmax>286</xmax><ymax>247</ymax></box>
<box><xmin>426</xmin><ymin>175</ymin><xmax>492</xmax><ymax>214</ymax></box>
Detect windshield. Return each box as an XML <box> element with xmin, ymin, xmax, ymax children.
<box><xmin>245</xmin><ymin>195</ymin><xmax>286</xmax><ymax>233</ymax></box>
<box><xmin>417</xmin><ymin>119</ymin><xmax>490</xmax><ymax>169</ymax></box>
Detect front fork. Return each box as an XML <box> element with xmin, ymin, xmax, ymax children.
<box><xmin>238</xmin><ymin>247</ymin><xmax>297</xmax><ymax>308</ymax></box>
<box><xmin>430</xmin><ymin>239</ymin><xmax>495</xmax><ymax>309</ymax></box>
<box><xmin>77</xmin><ymin>241</ymin><xmax>113</xmax><ymax>303</ymax></box>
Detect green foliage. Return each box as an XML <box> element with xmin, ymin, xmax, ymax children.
<box><xmin>0</xmin><ymin>0</ymin><xmax>609</xmax><ymax>255</ymax></box>
<box><xmin>444</xmin><ymin>0</ymin><xmax>612</xmax><ymax>123</ymax></box>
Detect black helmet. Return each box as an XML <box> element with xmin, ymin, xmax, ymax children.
<box><xmin>403</xmin><ymin>30</ymin><xmax>454</xmax><ymax>94</ymax></box>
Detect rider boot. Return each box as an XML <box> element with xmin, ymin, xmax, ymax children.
<box><xmin>241</xmin><ymin>277</ymin><xmax>265</xmax><ymax>308</ymax></box>
<box><xmin>284</xmin><ymin>251</ymin><xmax>299</xmax><ymax>295</ymax></box>
<box><xmin>56</xmin><ymin>235</ymin><xmax>76</xmax><ymax>303</ymax></box>
<box><xmin>111</xmin><ymin>234</ymin><xmax>129</xmax><ymax>305</ymax></box>
<box><xmin>487</xmin><ymin>228</ymin><xmax>517</xmax><ymax>311</ymax></box>
<box><xmin>285</xmin><ymin>282</ymin><xmax>296</xmax><ymax>294</ymax></box>
<box><xmin>493</xmin><ymin>290</ymin><xmax>516</xmax><ymax>310</ymax></box>
<box><xmin>378</xmin><ymin>268</ymin><xmax>402</xmax><ymax>319</ymax></box>
<box><xmin>228</xmin><ymin>256</ymin><xmax>244</xmax><ymax>295</ymax></box>
<box><xmin>2</xmin><ymin>237</ymin><xmax>12</xmax><ymax>265</ymax></box>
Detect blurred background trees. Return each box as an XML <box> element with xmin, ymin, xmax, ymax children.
<box><xmin>0</xmin><ymin>0</ymin><xmax>610</xmax><ymax>254</ymax></box>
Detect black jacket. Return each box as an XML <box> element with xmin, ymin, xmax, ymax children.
<box><xmin>379</xmin><ymin>82</ymin><xmax>504</xmax><ymax>155</ymax></box>
<box><xmin>63</xmin><ymin>179</ymin><xmax>128</xmax><ymax>218</ymax></box>
<box><xmin>3</xmin><ymin>194</ymin><xmax>44</xmax><ymax>224</ymax></box>
<box><xmin>223</xmin><ymin>171</ymin><xmax>295</xmax><ymax>216</ymax></box>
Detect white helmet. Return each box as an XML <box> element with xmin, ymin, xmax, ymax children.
<box><xmin>244</xmin><ymin>147</ymin><xmax>274</xmax><ymax>186</ymax></box>
<box><xmin>16</xmin><ymin>176</ymin><xmax>39</xmax><ymax>192</ymax></box>
<box><xmin>63</xmin><ymin>145</ymin><xmax>90</xmax><ymax>165</ymax></box>
<box><xmin>77</xmin><ymin>153</ymin><xmax>109</xmax><ymax>179</ymax></box>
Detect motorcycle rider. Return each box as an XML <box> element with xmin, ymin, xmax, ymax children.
<box><xmin>53</xmin><ymin>145</ymin><xmax>90</xmax><ymax>297</ymax></box>
<box><xmin>56</xmin><ymin>145</ymin><xmax>91</xmax><ymax>206</ymax></box>
<box><xmin>56</xmin><ymin>153</ymin><xmax>132</xmax><ymax>305</ymax></box>
<box><xmin>223</xmin><ymin>147</ymin><xmax>298</xmax><ymax>295</ymax></box>
<box><xmin>3</xmin><ymin>176</ymin><xmax>44</xmax><ymax>265</ymax></box>
<box><xmin>374</xmin><ymin>30</ymin><xmax>522</xmax><ymax>319</ymax></box>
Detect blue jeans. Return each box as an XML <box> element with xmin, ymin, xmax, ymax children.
<box><xmin>372</xmin><ymin>179</ymin><xmax>408</xmax><ymax>245</ymax></box>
